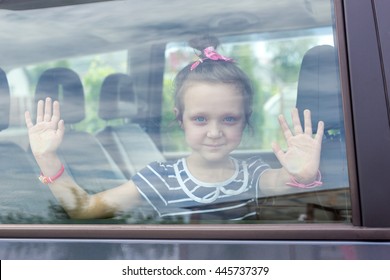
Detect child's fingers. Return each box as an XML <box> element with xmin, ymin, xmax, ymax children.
<box><xmin>303</xmin><ymin>109</ymin><xmax>313</xmax><ymax>136</ymax></box>
<box><xmin>44</xmin><ymin>97</ymin><xmax>52</xmax><ymax>122</ymax></box>
<box><xmin>36</xmin><ymin>99</ymin><xmax>44</xmax><ymax>123</ymax></box>
<box><xmin>56</xmin><ymin>119</ymin><xmax>65</xmax><ymax>139</ymax></box>
<box><xmin>272</xmin><ymin>142</ymin><xmax>285</xmax><ymax>165</ymax></box>
<box><xmin>25</xmin><ymin>111</ymin><xmax>34</xmax><ymax>129</ymax></box>
<box><xmin>315</xmin><ymin>121</ymin><xmax>325</xmax><ymax>144</ymax></box>
<box><xmin>51</xmin><ymin>100</ymin><xmax>61</xmax><ymax>124</ymax></box>
<box><xmin>291</xmin><ymin>108</ymin><xmax>303</xmax><ymax>135</ymax></box>
<box><xmin>278</xmin><ymin>114</ymin><xmax>293</xmax><ymax>140</ymax></box>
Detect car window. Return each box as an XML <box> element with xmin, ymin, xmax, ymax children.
<box><xmin>0</xmin><ymin>0</ymin><xmax>351</xmax><ymax>225</ymax></box>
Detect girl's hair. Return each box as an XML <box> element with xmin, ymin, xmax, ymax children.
<box><xmin>173</xmin><ymin>35</ymin><xmax>254</xmax><ymax>127</ymax></box>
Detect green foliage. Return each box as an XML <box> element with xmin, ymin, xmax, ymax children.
<box><xmin>265</xmin><ymin>38</ymin><xmax>317</xmax><ymax>84</ymax></box>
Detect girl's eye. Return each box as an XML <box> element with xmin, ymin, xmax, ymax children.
<box><xmin>224</xmin><ymin>116</ymin><xmax>237</xmax><ymax>123</ymax></box>
<box><xmin>193</xmin><ymin>116</ymin><xmax>206</xmax><ymax>123</ymax></box>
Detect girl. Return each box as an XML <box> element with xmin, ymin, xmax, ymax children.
<box><xmin>25</xmin><ymin>36</ymin><xmax>324</xmax><ymax>221</ymax></box>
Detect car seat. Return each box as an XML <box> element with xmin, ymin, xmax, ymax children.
<box><xmin>292</xmin><ymin>44</ymin><xmax>351</xmax><ymax>221</ymax></box>
<box><xmin>0</xmin><ymin>67</ymin><xmax>57</xmax><ymax>221</ymax></box>
<box><xmin>96</xmin><ymin>73</ymin><xmax>165</xmax><ymax>179</ymax></box>
<box><xmin>296</xmin><ymin>44</ymin><xmax>349</xmax><ymax>190</ymax></box>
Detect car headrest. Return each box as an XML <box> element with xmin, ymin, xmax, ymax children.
<box><xmin>0</xmin><ymin>68</ymin><xmax>10</xmax><ymax>131</ymax></box>
<box><xmin>35</xmin><ymin>67</ymin><xmax>85</xmax><ymax>124</ymax></box>
<box><xmin>99</xmin><ymin>73</ymin><xmax>137</xmax><ymax>121</ymax></box>
<box><xmin>296</xmin><ymin>45</ymin><xmax>344</xmax><ymax>135</ymax></box>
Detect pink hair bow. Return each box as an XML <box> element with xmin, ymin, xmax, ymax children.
<box><xmin>190</xmin><ymin>47</ymin><xmax>233</xmax><ymax>71</ymax></box>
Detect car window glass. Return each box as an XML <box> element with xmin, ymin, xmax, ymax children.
<box><xmin>0</xmin><ymin>0</ymin><xmax>351</xmax><ymax>224</ymax></box>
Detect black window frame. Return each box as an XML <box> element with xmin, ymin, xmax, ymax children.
<box><xmin>0</xmin><ymin>0</ymin><xmax>390</xmax><ymax>241</ymax></box>
<box><xmin>342</xmin><ymin>0</ymin><xmax>390</xmax><ymax>228</ymax></box>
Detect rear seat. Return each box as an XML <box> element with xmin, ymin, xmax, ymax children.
<box><xmin>35</xmin><ymin>67</ymin><xmax>127</xmax><ymax>193</ymax></box>
<box><xmin>296</xmin><ymin>45</ymin><xmax>349</xmax><ymax>189</ymax></box>
<box><xmin>96</xmin><ymin>73</ymin><xmax>165</xmax><ymax>179</ymax></box>
<box><xmin>0</xmin><ymin>67</ymin><xmax>57</xmax><ymax>221</ymax></box>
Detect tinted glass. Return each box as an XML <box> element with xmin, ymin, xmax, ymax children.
<box><xmin>0</xmin><ymin>0</ymin><xmax>350</xmax><ymax>224</ymax></box>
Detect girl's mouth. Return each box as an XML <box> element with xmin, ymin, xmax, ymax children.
<box><xmin>204</xmin><ymin>143</ymin><xmax>225</xmax><ymax>148</ymax></box>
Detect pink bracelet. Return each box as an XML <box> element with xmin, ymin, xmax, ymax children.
<box><xmin>286</xmin><ymin>170</ymin><xmax>322</xmax><ymax>189</ymax></box>
<box><xmin>39</xmin><ymin>164</ymin><xmax>65</xmax><ymax>184</ymax></box>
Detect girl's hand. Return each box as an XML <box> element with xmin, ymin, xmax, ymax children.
<box><xmin>272</xmin><ymin>108</ymin><xmax>324</xmax><ymax>183</ymax></box>
<box><xmin>25</xmin><ymin>97</ymin><xmax>65</xmax><ymax>158</ymax></box>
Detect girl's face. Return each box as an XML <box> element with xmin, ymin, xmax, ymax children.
<box><xmin>178</xmin><ymin>82</ymin><xmax>246</xmax><ymax>164</ymax></box>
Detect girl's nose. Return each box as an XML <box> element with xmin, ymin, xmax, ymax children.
<box><xmin>207</xmin><ymin>123</ymin><xmax>222</xmax><ymax>138</ymax></box>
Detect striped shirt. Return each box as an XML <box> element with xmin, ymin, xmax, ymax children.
<box><xmin>132</xmin><ymin>156</ymin><xmax>269</xmax><ymax>221</ymax></box>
